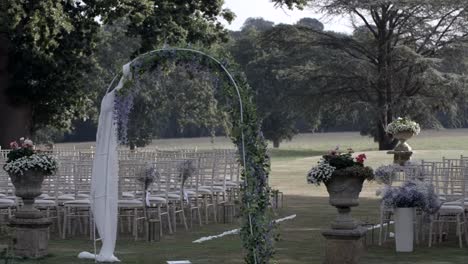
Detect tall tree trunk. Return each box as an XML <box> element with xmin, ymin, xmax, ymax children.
<box><xmin>272</xmin><ymin>138</ymin><xmax>280</xmax><ymax>148</ymax></box>
<box><xmin>374</xmin><ymin>9</ymin><xmax>396</xmax><ymax>151</ymax></box>
<box><xmin>0</xmin><ymin>34</ymin><xmax>32</xmax><ymax>149</ymax></box>
<box><xmin>376</xmin><ymin>121</ymin><xmax>397</xmax><ymax>150</ymax></box>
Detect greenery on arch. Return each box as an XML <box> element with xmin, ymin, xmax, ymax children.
<box><xmin>112</xmin><ymin>47</ymin><xmax>276</xmax><ymax>264</ymax></box>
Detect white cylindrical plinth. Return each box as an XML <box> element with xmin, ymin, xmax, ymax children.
<box><xmin>394</xmin><ymin>207</ymin><xmax>414</xmax><ymax>252</ymax></box>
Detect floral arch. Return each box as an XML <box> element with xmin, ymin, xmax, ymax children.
<box><xmin>86</xmin><ymin>48</ymin><xmax>273</xmax><ymax>264</ymax></box>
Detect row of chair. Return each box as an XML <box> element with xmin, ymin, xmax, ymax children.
<box><xmin>379</xmin><ymin>156</ymin><xmax>468</xmax><ymax>248</ymax></box>
<box><xmin>0</xmin><ymin>148</ymin><xmax>242</xmax><ymax>241</ymax></box>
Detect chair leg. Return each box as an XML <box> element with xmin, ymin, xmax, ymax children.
<box><xmin>165</xmin><ymin>209</ymin><xmax>173</xmax><ymax>234</ymax></box>
<box><xmin>133</xmin><ymin>208</ymin><xmax>138</xmax><ymax>241</ymax></box>
<box><xmin>428</xmin><ymin>219</ymin><xmax>433</xmax><ymax>247</ymax></box>
<box><xmin>181</xmin><ymin>209</ymin><xmax>188</xmax><ymax>231</ymax></box>
<box><xmin>378</xmin><ymin>210</ymin><xmax>385</xmax><ymax>246</ymax></box>
<box><xmin>62</xmin><ymin>207</ymin><xmax>68</xmax><ymax>239</ymax></box>
<box><xmin>197</xmin><ymin>207</ymin><xmax>202</xmax><ymax>227</ymax></box>
<box><xmin>457</xmin><ymin>215</ymin><xmax>463</xmax><ymax>248</ymax></box>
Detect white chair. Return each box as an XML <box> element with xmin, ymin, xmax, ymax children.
<box><xmin>429</xmin><ymin>166</ymin><xmax>468</xmax><ymax>248</ymax></box>
<box><xmin>145</xmin><ymin>161</ymin><xmax>174</xmax><ymax>237</ymax></box>
<box><xmin>118</xmin><ymin>160</ymin><xmax>146</xmax><ymax>240</ymax></box>
<box><xmin>62</xmin><ymin>160</ymin><xmax>92</xmax><ymax>239</ymax></box>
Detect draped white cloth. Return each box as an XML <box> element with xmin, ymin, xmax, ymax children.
<box><xmin>79</xmin><ymin>63</ymin><xmax>131</xmax><ymax>262</ymax></box>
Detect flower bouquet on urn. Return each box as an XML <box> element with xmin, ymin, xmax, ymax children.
<box><xmin>3</xmin><ymin>138</ymin><xmax>57</xmax><ymax>215</ymax></box>
<box><xmin>307</xmin><ymin>147</ymin><xmax>373</xmax><ymax>230</ymax></box>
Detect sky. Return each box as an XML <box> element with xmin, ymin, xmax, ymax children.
<box><xmin>222</xmin><ymin>0</ymin><xmax>353</xmax><ymax>33</ymax></box>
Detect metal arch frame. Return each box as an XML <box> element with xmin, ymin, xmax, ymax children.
<box><xmin>107</xmin><ymin>47</ymin><xmax>258</xmax><ymax>263</ymax></box>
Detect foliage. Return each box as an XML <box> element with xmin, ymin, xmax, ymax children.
<box><xmin>1</xmin><ymin>0</ymin><xmax>234</xmax><ymax>148</ymax></box>
<box><xmin>112</xmin><ymin>48</ymin><xmax>274</xmax><ymax>264</ymax></box>
<box><xmin>381</xmin><ymin>180</ymin><xmax>441</xmax><ymax>214</ymax></box>
<box><xmin>229</xmin><ymin>19</ymin><xmax>317</xmax><ymax>148</ymax></box>
<box><xmin>307</xmin><ymin>147</ymin><xmax>373</xmax><ymax>185</ymax></box>
<box><xmin>32</xmin><ymin>127</ymin><xmax>65</xmax><ymax>145</ymax></box>
<box><xmin>386</xmin><ymin>117</ymin><xmax>421</xmax><ymax>136</ymax></box>
<box><xmin>3</xmin><ymin>138</ymin><xmax>57</xmax><ymax>176</ymax></box>
<box><xmin>270</xmin><ymin>0</ymin><xmax>468</xmax><ymax>150</ymax></box>
<box><xmin>3</xmin><ymin>0</ymin><xmax>101</xmax><ymax>137</ymax></box>
<box><xmin>323</xmin><ymin>147</ymin><xmax>366</xmax><ymax>169</ymax></box>
<box><xmin>332</xmin><ymin>165</ymin><xmax>374</xmax><ymax>180</ymax></box>
<box><xmin>241</xmin><ymin>18</ymin><xmax>275</xmax><ymax>32</ymax></box>
<box><xmin>114</xmin><ymin>47</ymin><xmax>229</xmax><ymax>146</ymax></box>
<box><xmin>296</xmin><ymin>18</ymin><xmax>324</xmax><ymax>31</ymax></box>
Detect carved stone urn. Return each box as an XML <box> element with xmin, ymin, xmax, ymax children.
<box><xmin>8</xmin><ymin>171</ymin><xmax>52</xmax><ymax>258</ymax></box>
<box><xmin>324</xmin><ymin>171</ymin><xmax>365</xmax><ymax>230</ymax></box>
<box><xmin>322</xmin><ymin>169</ymin><xmax>368</xmax><ymax>264</ymax></box>
<box><xmin>388</xmin><ymin>131</ymin><xmax>415</xmax><ymax>166</ymax></box>
<box><xmin>9</xmin><ymin>171</ymin><xmax>45</xmax><ymax>216</ymax></box>
<box><xmin>393</xmin><ymin>131</ymin><xmax>415</xmax><ymax>152</ymax></box>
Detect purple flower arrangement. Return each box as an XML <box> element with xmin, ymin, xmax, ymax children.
<box><xmin>381</xmin><ymin>180</ymin><xmax>441</xmax><ymax>214</ymax></box>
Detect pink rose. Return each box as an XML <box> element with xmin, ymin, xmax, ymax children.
<box><xmin>356</xmin><ymin>154</ymin><xmax>367</xmax><ymax>164</ymax></box>
<box><xmin>9</xmin><ymin>141</ymin><xmax>19</xmax><ymax>149</ymax></box>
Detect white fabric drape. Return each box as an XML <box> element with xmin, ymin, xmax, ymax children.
<box><xmin>79</xmin><ymin>63</ymin><xmax>131</xmax><ymax>262</ymax></box>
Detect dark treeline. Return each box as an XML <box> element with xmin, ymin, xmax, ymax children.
<box><xmin>63</xmin><ymin>14</ymin><xmax>468</xmax><ymax>149</ymax></box>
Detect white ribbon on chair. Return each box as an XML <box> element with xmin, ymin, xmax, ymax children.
<box><xmin>78</xmin><ymin>63</ymin><xmax>131</xmax><ymax>262</ymax></box>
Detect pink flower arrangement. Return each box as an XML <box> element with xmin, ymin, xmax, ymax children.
<box><xmin>356</xmin><ymin>154</ymin><xmax>367</xmax><ymax>164</ymax></box>
<box><xmin>9</xmin><ymin>137</ymin><xmax>34</xmax><ymax>150</ymax></box>
<box><xmin>9</xmin><ymin>141</ymin><xmax>19</xmax><ymax>149</ymax></box>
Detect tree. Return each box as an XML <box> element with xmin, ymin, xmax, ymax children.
<box><xmin>296</xmin><ymin>17</ymin><xmax>324</xmax><ymax>31</ymax></box>
<box><xmin>271</xmin><ymin>0</ymin><xmax>468</xmax><ymax>150</ymax></box>
<box><xmin>229</xmin><ymin>19</ymin><xmax>316</xmax><ymax>148</ymax></box>
<box><xmin>241</xmin><ymin>18</ymin><xmax>275</xmax><ymax>32</ymax></box>
<box><xmin>123</xmin><ymin>64</ymin><xmax>225</xmax><ymax>149</ymax></box>
<box><xmin>0</xmin><ymin>0</ymin><xmax>233</xmax><ymax>148</ymax></box>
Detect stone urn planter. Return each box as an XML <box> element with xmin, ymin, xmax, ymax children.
<box><xmin>9</xmin><ymin>171</ymin><xmax>45</xmax><ymax>216</ymax></box>
<box><xmin>388</xmin><ymin>131</ymin><xmax>415</xmax><ymax>166</ymax></box>
<box><xmin>393</xmin><ymin>131</ymin><xmax>415</xmax><ymax>152</ymax></box>
<box><xmin>324</xmin><ymin>171</ymin><xmax>365</xmax><ymax>230</ymax></box>
<box><xmin>8</xmin><ymin>171</ymin><xmax>52</xmax><ymax>258</ymax></box>
<box><xmin>321</xmin><ymin>166</ymin><xmax>372</xmax><ymax>264</ymax></box>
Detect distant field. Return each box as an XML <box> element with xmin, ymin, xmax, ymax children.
<box><xmin>58</xmin><ymin>129</ymin><xmax>468</xmax><ymax>198</ymax></box>
<box><xmin>59</xmin><ymin>128</ymin><xmax>468</xmax><ymax>152</ymax></box>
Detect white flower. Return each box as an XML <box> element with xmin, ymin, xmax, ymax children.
<box><xmin>24</xmin><ymin>139</ymin><xmax>34</xmax><ymax>147</ymax></box>
<box><xmin>307</xmin><ymin>160</ymin><xmax>336</xmax><ymax>186</ymax></box>
<box><xmin>386</xmin><ymin>118</ymin><xmax>421</xmax><ymax>135</ymax></box>
<box><xmin>4</xmin><ymin>154</ymin><xmax>57</xmax><ymax>175</ymax></box>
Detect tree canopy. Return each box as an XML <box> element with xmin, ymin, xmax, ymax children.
<box><xmin>0</xmin><ymin>0</ymin><xmax>233</xmax><ymax>148</ymax></box>
<box><xmin>270</xmin><ymin>0</ymin><xmax>468</xmax><ymax>149</ymax></box>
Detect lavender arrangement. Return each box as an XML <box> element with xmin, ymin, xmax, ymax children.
<box><xmin>178</xmin><ymin>159</ymin><xmax>196</xmax><ymax>186</ymax></box>
<box><xmin>381</xmin><ymin>180</ymin><xmax>441</xmax><ymax>214</ymax></box>
<box><xmin>374</xmin><ymin>164</ymin><xmax>401</xmax><ymax>185</ymax></box>
<box><xmin>114</xmin><ymin>90</ymin><xmax>135</xmax><ymax>144</ymax></box>
<box><xmin>137</xmin><ymin>164</ymin><xmax>159</xmax><ymax>191</ymax></box>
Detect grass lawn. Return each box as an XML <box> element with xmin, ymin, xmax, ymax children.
<box><xmin>3</xmin><ymin>130</ymin><xmax>468</xmax><ymax>263</ymax></box>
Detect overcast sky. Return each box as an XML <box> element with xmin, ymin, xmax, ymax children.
<box><xmin>222</xmin><ymin>0</ymin><xmax>353</xmax><ymax>33</ymax></box>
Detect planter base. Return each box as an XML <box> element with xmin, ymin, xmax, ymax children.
<box><xmin>387</xmin><ymin>150</ymin><xmax>413</xmax><ymax>166</ymax></box>
<box><xmin>322</xmin><ymin>226</ymin><xmax>367</xmax><ymax>264</ymax></box>
<box><xmin>9</xmin><ymin>215</ymin><xmax>52</xmax><ymax>258</ymax></box>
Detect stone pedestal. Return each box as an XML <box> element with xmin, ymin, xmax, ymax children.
<box><xmin>322</xmin><ymin>227</ymin><xmax>367</xmax><ymax>264</ymax></box>
<box><xmin>323</xmin><ymin>172</ymin><xmax>368</xmax><ymax>264</ymax></box>
<box><xmin>8</xmin><ymin>171</ymin><xmax>51</xmax><ymax>258</ymax></box>
<box><xmin>9</xmin><ymin>210</ymin><xmax>52</xmax><ymax>258</ymax></box>
<box><xmin>387</xmin><ymin>150</ymin><xmax>413</xmax><ymax>166</ymax></box>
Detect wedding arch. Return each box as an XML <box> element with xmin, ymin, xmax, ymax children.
<box><xmin>83</xmin><ymin>47</ymin><xmax>273</xmax><ymax>264</ymax></box>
